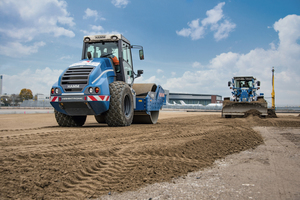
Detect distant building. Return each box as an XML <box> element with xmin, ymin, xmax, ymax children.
<box><xmin>36</xmin><ymin>93</ymin><xmax>46</xmax><ymax>101</ymax></box>
<box><xmin>35</xmin><ymin>93</ymin><xmax>50</xmax><ymax>101</ymax></box>
<box><xmin>165</xmin><ymin>90</ymin><xmax>222</xmax><ymax>106</ymax></box>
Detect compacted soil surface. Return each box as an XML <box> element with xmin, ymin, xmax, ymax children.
<box><xmin>0</xmin><ymin>111</ymin><xmax>299</xmax><ymax>199</ymax></box>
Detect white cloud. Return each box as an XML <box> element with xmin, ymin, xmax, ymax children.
<box><xmin>134</xmin><ymin>75</ymin><xmax>166</xmax><ymax>86</ymax></box>
<box><xmin>176</xmin><ymin>19</ymin><xmax>205</xmax><ymax>40</ymax></box>
<box><xmin>83</xmin><ymin>8</ymin><xmax>98</xmax><ymax>20</ymax></box>
<box><xmin>170</xmin><ymin>15</ymin><xmax>300</xmax><ymax>106</ymax></box>
<box><xmin>2</xmin><ymin>67</ymin><xmax>63</xmax><ymax>95</ymax></box>
<box><xmin>192</xmin><ymin>61</ymin><xmax>204</xmax><ymax>68</ymax></box>
<box><xmin>91</xmin><ymin>25</ymin><xmax>104</xmax><ymax>31</ymax></box>
<box><xmin>274</xmin><ymin>14</ymin><xmax>300</xmax><ymax>53</ymax></box>
<box><xmin>157</xmin><ymin>69</ymin><xmax>164</xmax><ymax>74</ymax></box>
<box><xmin>0</xmin><ymin>41</ymin><xmax>46</xmax><ymax>57</ymax></box>
<box><xmin>209</xmin><ymin>52</ymin><xmax>239</xmax><ymax>69</ymax></box>
<box><xmin>176</xmin><ymin>2</ymin><xmax>235</xmax><ymax>41</ymax></box>
<box><xmin>83</xmin><ymin>8</ymin><xmax>105</xmax><ymax>21</ymax></box>
<box><xmin>190</xmin><ymin>21</ymin><xmax>206</xmax><ymax>40</ymax></box>
<box><xmin>269</xmin><ymin>42</ymin><xmax>276</xmax><ymax>50</ymax></box>
<box><xmin>111</xmin><ymin>0</ymin><xmax>130</xmax><ymax>8</ymax></box>
<box><xmin>176</xmin><ymin>28</ymin><xmax>191</xmax><ymax>37</ymax></box>
<box><xmin>0</xmin><ymin>0</ymin><xmax>75</xmax><ymax>57</ymax></box>
<box><xmin>212</xmin><ymin>20</ymin><xmax>236</xmax><ymax>41</ymax></box>
<box><xmin>80</xmin><ymin>25</ymin><xmax>120</xmax><ymax>36</ymax></box>
<box><xmin>201</xmin><ymin>2</ymin><xmax>225</xmax><ymax>26</ymax></box>
<box><xmin>0</xmin><ymin>0</ymin><xmax>75</xmax><ymax>41</ymax></box>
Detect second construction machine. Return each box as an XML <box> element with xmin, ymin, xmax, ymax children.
<box><xmin>222</xmin><ymin>76</ymin><xmax>268</xmax><ymax>118</ymax></box>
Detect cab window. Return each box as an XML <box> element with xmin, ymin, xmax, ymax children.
<box><xmin>122</xmin><ymin>42</ymin><xmax>133</xmax><ymax>84</ymax></box>
<box><xmin>122</xmin><ymin>43</ymin><xmax>132</xmax><ymax>66</ymax></box>
<box><xmin>84</xmin><ymin>42</ymin><xmax>118</xmax><ymax>59</ymax></box>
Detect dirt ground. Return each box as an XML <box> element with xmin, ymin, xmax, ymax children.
<box><xmin>0</xmin><ymin>111</ymin><xmax>299</xmax><ymax>199</ymax></box>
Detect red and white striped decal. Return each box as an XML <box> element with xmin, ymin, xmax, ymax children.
<box><xmin>159</xmin><ymin>93</ymin><xmax>165</xmax><ymax>97</ymax></box>
<box><xmin>50</xmin><ymin>96</ymin><xmax>58</xmax><ymax>102</ymax></box>
<box><xmin>87</xmin><ymin>95</ymin><xmax>110</xmax><ymax>101</ymax></box>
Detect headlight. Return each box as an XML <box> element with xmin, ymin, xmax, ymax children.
<box><xmin>111</xmin><ymin>35</ymin><xmax>118</xmax><ymax>40</ymax></box>
<box><xmin>88</xmin><ymin>87</ymin><xmax>93</xmax><ymax>93</ymax></box>
<box><xmin>51</xmin><ymin>88</ymin><xmax>60</xmax><ymax>95</ymax></box>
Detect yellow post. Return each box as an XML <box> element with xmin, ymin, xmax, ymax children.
<box><xmin>271</xmin><ymin>67</ymin><xmax>275</xmax><ymax>109</ymax></box>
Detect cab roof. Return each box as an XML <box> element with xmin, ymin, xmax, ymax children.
<box><xmin>83</xmin><ymin>34</ymin><xmax>130</xmax><ymax>44</ymax></box>
<box><xmin>233</xmin><ymin>76</ymin><xmax>256</xmax><ymax>81</ymax></box>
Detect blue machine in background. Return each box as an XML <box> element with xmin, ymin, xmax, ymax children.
<box><xmin>222</xmin><ymin>76</ymin><xmax>268</xmax><ymax>118</ymax></box>
<box><xmin>229</xmin><ymin>76</ymin><xmax>262</xmax><ymax>102</ymax></box>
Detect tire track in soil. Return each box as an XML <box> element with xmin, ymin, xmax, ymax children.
<box><xmin>1</xmin><ymin>114</ymin><xmax>299</xmax><ymax>199</ymax></box>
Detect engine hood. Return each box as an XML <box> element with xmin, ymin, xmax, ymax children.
<box><xmin>57</xmin><ymin>58</ymin><xmax>115</xmax><ymax>93</ymax></box>
<box><xmin>69</xmin><ymin>59</ymin><xmax>101</xmax><ymax>68</ymax></box>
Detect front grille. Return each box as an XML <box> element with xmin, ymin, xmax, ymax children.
<box><xmin>61</xmin><ymin>66</ymin><xmax>94</xmax><ymax>92</ymax></box>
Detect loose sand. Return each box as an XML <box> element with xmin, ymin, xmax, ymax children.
<box><xmin>0</xmin><ymin>111</ymin><xmax>299</xmax><ymax>199</ymax></box>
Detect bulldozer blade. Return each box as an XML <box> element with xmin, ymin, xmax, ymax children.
<box><xmin>222</xmin><ymin>101</ymin><xmax>268</xmax><ymax>118</ymax></box>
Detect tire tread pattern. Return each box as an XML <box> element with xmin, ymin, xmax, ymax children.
<box><xmin>105</xmin><ymin>81</ymin><xmax>134</xmax><ymax>127</ymax></box>
<box><xmin>55</xmin><ymin>110</ymin><xmax>86</xmax><ymax>127</ymax></box>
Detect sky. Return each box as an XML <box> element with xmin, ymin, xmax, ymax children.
<box><xmin>0</xmin><ymin>0</ymin><xmax>299</xmax><ymax>106</ymax></box>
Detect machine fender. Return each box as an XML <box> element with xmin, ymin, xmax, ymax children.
<box><xmin>91</xmin><ymin>69</ymin><xmax>115</xmax><ymax>85</ymax></box>
<box><xmin>87</xmin><ymin>70</ymin><xmax>115</xmax><ymax>96</ymax></box>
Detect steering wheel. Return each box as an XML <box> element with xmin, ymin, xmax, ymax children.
<box><xmin>100</xmin><ymin>53</ymin><xmax>113</xmax><ymax>58</ymax></box>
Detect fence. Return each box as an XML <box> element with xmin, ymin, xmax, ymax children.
<box><xmin>20</xmin><ymin>99</ymin><xmax>52</xmax><ymax>108</ymax></box>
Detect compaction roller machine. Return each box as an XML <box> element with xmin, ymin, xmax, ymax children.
<box><xmin>50</xmin><ymin>34</ymin><xmax>166</xmax><ymax>127</ymax></box>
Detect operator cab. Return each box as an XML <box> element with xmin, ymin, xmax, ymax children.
<box><xmin>233</xmin><ymin>76</ymin><xmax>255</xmax><ymax>88</ymax></box>
<box><xmin>235</xmin><ymin>80</ymin><xmax>252</xmax><ymax>88</ymax></box>
<box><xmin>82</xmin><ymin>34</ymin><xmax>144</xmax><ymax>85</ymax></box>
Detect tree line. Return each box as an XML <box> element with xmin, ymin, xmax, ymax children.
<box><xmin>1</xmin><ymin>88</ymin><xmax>34</xmax><ymax>106</ymax></box>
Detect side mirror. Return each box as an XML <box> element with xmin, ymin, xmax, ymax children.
<box><xmin>139</xmin><ymin>49</ymin><xmax>144</xmax><ymax>60</ymax></box>
<box><xmin>87</xmin><ymin>52</ymin><xmax>92</xmax><ymax>60</ymax></box>
<box><xmin>137</xmin><ymin>70</ymin><xmax>143</xmax><ymax>78</ymax></box>
<box><xmin>228</xmin><ymin>81</ymin><xmax>231</xmax><ymax>87</ymax></box>
<box><xmin>257</xmin><ymin>81</ymin><xmax>260</xmax><ymax>86</ymax></box>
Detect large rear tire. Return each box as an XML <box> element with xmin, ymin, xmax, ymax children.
<box><xmin>54</xmin><ymin>110</ymin><xmax>86</xmax><ymax>127</ymax></box>
<box><xmin>95</xmin><ymin>115</ymin><xmax>106</xmax><ymax>123</ymax></box>
<box><xmin>105</xmin><ymin>81</ymin><xmax>134</xmax><ymax>127</ymax></box>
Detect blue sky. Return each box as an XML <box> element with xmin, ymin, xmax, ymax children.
<box><xmin>0</xmin><ymin>0</ymin><xmax>299</xmax><ymax>106</ymax></box>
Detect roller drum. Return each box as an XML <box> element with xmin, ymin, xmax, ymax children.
<box><xmin>132</xmin><ymin>83</ymin><xmax>160</xmax><ymax>124</ymax></box>
<box><xmin>133</xmin><ymin>111</ymin><xmax>159</xmax><ymax>124</ymax></box>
